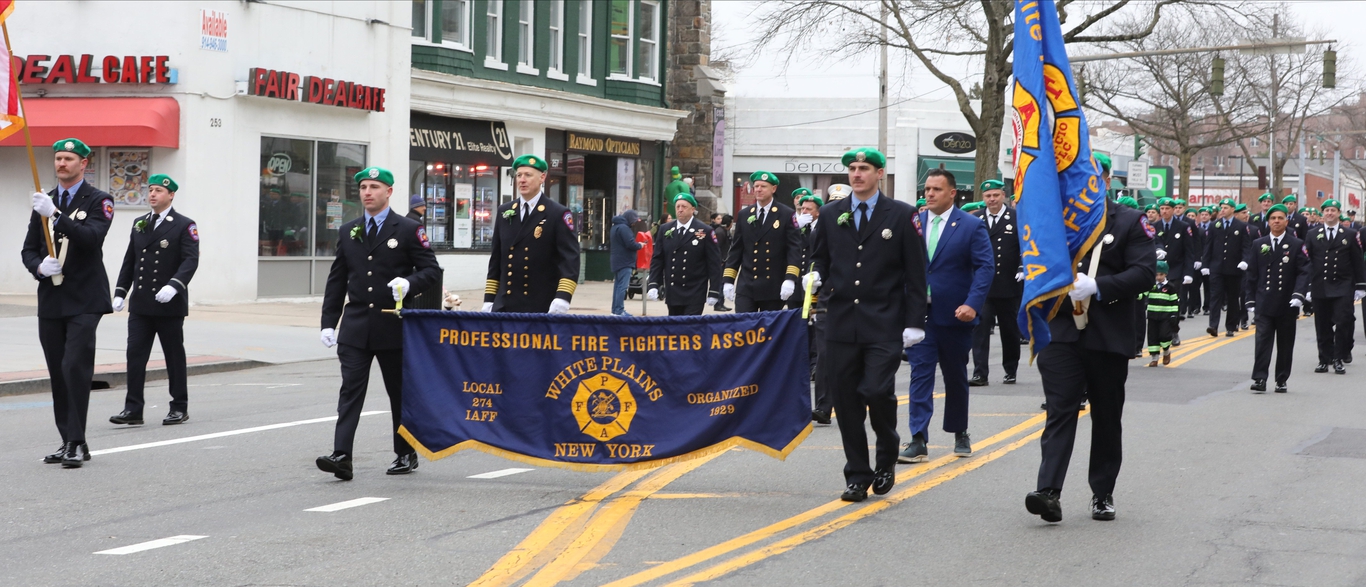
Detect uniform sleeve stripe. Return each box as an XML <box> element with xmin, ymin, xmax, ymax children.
<box><xmin>558</xmin><ymin>279</ymin><xmax>577</xmax><ymax>294</ymax></box>
<box><xmin>723</xmin><ymin>268</ymin><xmax>738</xmax><ymax>279</ymax></box>
<box><xmin>786</xmin><ymin>266</ymin><xmax>801</xmax><ymax>276</ymax></box>
<box><xmin>170</xmin><ymin>278</ymin><xmax>186</xmax><ymax>288</ymax></box>
<box><xmin>485</xmin><ymin>279</ymin><xmax>500</xmax><ymax>294</ymax></box>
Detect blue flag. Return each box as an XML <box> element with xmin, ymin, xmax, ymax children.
<box><xmin>398</xmin><ymin>310</ymin><xmax>813</xmax><ymax>471</ymax></box>
<box><xmin>1011</xmin><ymin>0</ymin><xmax>1108</xmax><ymax>357</ymax></box>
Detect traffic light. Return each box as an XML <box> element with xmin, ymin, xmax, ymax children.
<box><xmin>1324</xmin><ymin>49</ymin><xmax>1336</xmax><ymax>89</ymax></box>
<box><xmin>1257</xmin><ymin>166</ymin><xmax>1267</xmax><ymax>190</ymax></box>
<box><xmin>1211</xmin><ymin>56</ymin><xmax>1225</xmax><ymax>96</ymax></box>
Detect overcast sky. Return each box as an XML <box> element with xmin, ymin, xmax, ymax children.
<box><xmin>713</xmin><ymin>1</ymin><xmax>1366</xmax><ymax>100</ymax></box>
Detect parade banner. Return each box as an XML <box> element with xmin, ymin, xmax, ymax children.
<box><xmin>398</xmin><ymin>310</ymin><xmax>812</xmax><ymax>471</ymax></box>
<box><xmin>1010</xmin><ymin>0</ymin><xmax>1107</xmax><ymax>356</ymax></box>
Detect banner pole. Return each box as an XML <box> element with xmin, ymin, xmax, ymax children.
<box><xmin>3</xmin><ymin>22</ymin><xmax>55</xmax><ymax>259</ymax></box>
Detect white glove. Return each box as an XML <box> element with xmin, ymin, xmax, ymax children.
<box><xmin>388</xmin><ymin>277</ymin><xmax>409</xmax><ymax>301</ymax></box>
<box><xmin>1193</xmin><ymin>261</ymin><xmax>1202</xmax><ymax>270</ymax></box>
<box><xmin>723</xmin><ymin>283</ymin><xmax>735</xmax><ymax>302</ymax></box>
<box><xmin>1290</xmin><ymin>298</ymin><xmax>1303</xmax><ymax>308</ymax></box>
<box><xmin>902</xmin><ymin>327</ymin><xmax>926</xmax><ymax>347</ymax></box>
<box><xmin>1183</xmin><ymin>275</ymin><xmax>1193</xmax><ymax>285</ymax></box>
<box><xmin>647</xmin><ymin>288</ymin><xmax>659</xmax><ymax>301</ymax></box>
<box><xmin>706</xmin><ymin>296</ymin><xmax>719</xmax><ymax>306</ymax></box>
<box><xmin>481</xmin><ymin>302</ymin><xmax>494</xmax><ymax>312</ymax></box>
<box><xmin>1155</xmin><ymin>248</ymin><xmax>1167</xmax><ymax>260</ymax></box>
<box><xmin>1236</xmin><ymin>261</ymin><xmax>1248</xmax><ymax>271</ymax></box>
<box><xmin>808</xmin><ymin>271</ymin><xmax>822</xmax><ymax>290</ymax></box>
<box><xmin>779</xmin><ymin>280</ymin><xmax>795</xmax><ymax>301</ymax></box>
<box><xmin>1201</xmin><ymin>268</ymin><xmax>1210</xmax><ymax>276</ymax></box>
<box><xmin>1306</xmin><ymin>292</ymin><xmax>1312</xmax><ymax>303</ymax></box>
<box><xmin>32</xmin><ymin>192</ymin><xmax>55</xmax><ymax>217</ymax></box>
<box><xmin>1015</xmin><ymin>271</ymin><xmax>1024</xmax><ymax>282</ymax></box>
<box><xmin>320</xmin><ymin>328</ymin><xmax>337</xmax><ymax>348</ymax></box>
<box><xmin>1068</xmin><ymin>272</ymin><xmax>1098</xmax><ymax>301</ymax></box>
<box><xmin>549</xmin><ymin>298</ymin><xmax>571</xmax><ymax>314</ymax></box>
<box><xmin>112</xmin><ymin>297</ymin><xmax>125</xmax><ymax>312</ymax></box>
<box><xmin>154</xmin><ymin>285</ymin><xmax>177</xmax><ymax>303</ymax></box>
<box><xmin>37</xmin><ymin>256</ymin><xmax>63</xmax><ymax>277</ymax></box>
<box><xmin>796</xmin><ymin>213</ymin><xmax>813</xmax><ymax>228</ymax></box>
<box><xmin>1356</xmin><ymin>290</ymin><xmax>1365</xmax><ymax>302</ymax></box>
<box><xmin>1246</xmin><ymin>305</ymin><xmax>1255</xmax><ymax>314</ymax></box>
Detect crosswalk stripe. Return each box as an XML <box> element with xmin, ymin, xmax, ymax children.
<box><xmin>95</xmin><ymin>535</ymin><xmax>207</xmax><ymax>555</ymax></box>
<box><xmin>304</xmin><ymin>497</ymin><xmax>390</xmax><ymax>512</ymax></box>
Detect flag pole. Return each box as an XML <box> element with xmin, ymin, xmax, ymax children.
<box><xmin>3</xmin><ymin>22</ymin><xmax>55</xmax><ymax>259</ymax></box>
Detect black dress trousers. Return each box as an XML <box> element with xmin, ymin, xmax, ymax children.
<box><xmin>1252</xmin><ymin>312</ymin><xmax>1298</xmax><ymax>384</ymax></box>
<box><xmin>334</xmin><ymin>343</ymin><xmax>411</xmax><ymax>456</ymax></box>
<box><xmin>1208</xmin><ymin>274</ymin><xmax>1243</xmax><ymax>333</ymax></box>
<box><xmin>1313</xmin><ymin>295</ymin><xmax>1355</xmax><ymax>363</ymax></box>
<box><xmin>1036</xmin><ymin>342</ymin><xmax>1128</xmax><ymax>497</ymax></box>
<box><xmin>827</xmin><ymin>341</ymin><xmax>902</xmax><ymax>486</ymax></box>
<box><xmin>735</xmin><ymin>294</ymin><xmax>786</xmax><ymax>313</ymax></box>
<box><xmin>123</xmin><ymin>314</ymin><xmax>188</xmax><ymax>414</ymax></box>
<box><xmin>971</xmin><ymin>295</ymin><xmax>1021</xmax><ymax>379</ymax></box>
<box><xmin>38</xmin><ymin>314</ymin><xmax>102</xmax><ymax>444</ymax></box>
<box><xmin>667</xmin><ymin>302</ymin><xmax>706</xmax><ymax>316</ymax></box>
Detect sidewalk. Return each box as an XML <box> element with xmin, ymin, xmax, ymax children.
<box><xmin>0</xmin><ymin>280</ymin><xmax>698</xmax><ymax>396</ymax></box>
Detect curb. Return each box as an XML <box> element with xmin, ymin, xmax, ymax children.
<box><xmin>0</xmin><ymin>359</ymin><xmax>272</xmax><ymax>398</ymax></box>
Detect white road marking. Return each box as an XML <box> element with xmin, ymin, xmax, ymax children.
<box><xmin>468</xmin><ymin>468</ymin><xmax>534</xmax><ymax>479</ymax></box>
<box><xmin>305</xmin><ymin>497</ymin><xmax>390</xmax><ymax>512</ymax></box>
<box><xmin>89</xmin><ymin>411</ymin><xmax>389</xmax><ymax>456</ymax></box>
<box><xmin>95</xmin><ymin>535</ymin><xmax>207</xmax><ymax>555</ymax></box>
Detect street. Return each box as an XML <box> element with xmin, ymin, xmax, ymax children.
<box><xmin>4</xmin><ymin>306</ymin><xmax>1365</xmax><ymax>587</ymax></box>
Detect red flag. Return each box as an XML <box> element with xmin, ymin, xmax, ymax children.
<box><xmin>1</xmin><ymin>1</ymin><xmax>24</xmax><ymax>142</ymax></box>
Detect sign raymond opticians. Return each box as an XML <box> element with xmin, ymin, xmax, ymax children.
<box><xmin>409</xmin><ymin>113</ymin><xmax>514</xmax><ymax>165</ymax></box>
<box><xmin>14</xmin><ymin>54</ymin><xmax>173</xmax><ymax>84</ymax></box>
<box><xmin>247</xmin><ymin>67</ymin><xmax>386</xmax><ymax>112</ymax></box>
<box><xmin>567</xmin><ymin>132</ymin><xmax>642</xmax><ymax>157</ymax></box>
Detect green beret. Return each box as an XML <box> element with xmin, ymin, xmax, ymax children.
<box><xmin>1258</xmin><ymin>193</ymin><xmax>1274</xmax><ymax>202</ymax></box>
<box><xmin>1321</xmin><ymin>199</ymin><xmax>1342</xmax><ymax>210</ymax></box>
<box><xmin>798</xmin><ymin>195</ymin><xmax>825</xmax><ymax>207</ymax></box>
<box><xmin>513</xmin><ymin>154</ymin><xmax>548</xmax><ymax>172</ymax></box>
<box><xmin>673</xmin><ymin>192</ymin><xmax>698</xmax><ymax>208</ymax></box>
<box><xmin>1093</xmin><ymin>152</ymin><xmax>1112</xmax><ymax>173</ymax></box>
<box><xmin>1267</xmin><ymin>204</ymin><xmax>1289</xmax><ymax>217</ymax></box>
<box><xmin>979</xmin><ymin>179</ymin><xmax>1005</xmax><ymax>193</ymax></box>
<box><xmin>670</xmin><ymin>166</ymin><xmax>681</xmax><ymax>179</ymax></box>
<box><xmin>1235</xmin><ymin>203</ymin><xmax>1248</xmax><ymax>212</ymax></box>
<box><xmin>841</xmin><ymin>147</ymin><xmax>886</xmax><ymax>169</ymax></box>
<box><xmin>53</xmin><ymin>138</ymin><xmax>91</xmax><ymax>158</ymax></box>
<box><xmin>353</xmin><ymin>166</ymin><xmax>394</xmax><ymax>186</ymax></box>
<box><xmin>149</xmin><ymin>173</ymin><xmax>179</xmax><ymax>193</ymax></box>
<box><xmin>1199</xmin><ymin>206</ymin><xmax>1212</xmax><ymax>214</ymax></box>
<box><xmin>1156</xmin><ymin>260</ymin><xmax>1170</xmax><ymax>274</ymax></box>
<box><xmin>1141</xmin><ymin>202</ymin><xmax>1155</xmax><ymax>212</ymax></box>
<box><xmin>916</xmin><ymin>198</ymin><xmax>926</xmax><ymax>207</ymax></box>
<box><xmin>1220</xmin><ymin>198</ymin><xmax>1237</xmax><ymax>208</ymax></box>
<box><xmin>1307</xmin><ymin>207</ymin><xmax>1319</xmax><ymax>215</ymax></box>
<box><xmin>1281</xmin><ymin>194</ymin><xmax>1298</xmax><ymax>204</ymax></box>
<box><xmin>1157</xmin><ymin>197</ymin><xmax>1175</xmax><ymax>207</ymax></box>
<box><xmin>1118</xmin><ymin>197</ymin><xmax>1137</xmax><ymax>209</ymax></box>
<box><xmin>792</xmin><ymin>187</ymin><xmax>813</xmax><ymax>199</ymax></box>
<box><xmin>750</xmin><ymin>170</ymin><xmax>779</xmax><ymax>186</ymax></box>
<box><xmin>1174</xmin><ymin>199</ymin><xmax>1187</xmax><ymax>206</ymax></box>
<box><xmin>961</xmin><ymin>201</ymin><xmax>984</xmax><ymax>212</ymax></box>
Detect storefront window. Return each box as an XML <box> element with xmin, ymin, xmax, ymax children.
<box><xmin>608</xmin><ymin>0</ymin><xmax>632</xmax><ymax>76</ymax></box>
<box><xmin>108</xmin><ymin>149</ymin><xmax>150</xmax><ymax>207</ymax></box>
<box><xmin>314</xmin><ymin>142</ymin><xmax>367</xmax><ymax>257</ymax></box>
<box><xmin>409</xmin><ymin>160</ymin><xmax>501</xmax><ymax>251</ymax></box>
<box><xmin>259</xmin><ymin>137</ymin><xmax>366</xmax><ymax>257</ymax></box>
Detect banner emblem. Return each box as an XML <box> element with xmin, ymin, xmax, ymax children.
<box><xmin>572</xmin><ymin>371</ymin><xmax>637</xmax><ymax>440</ymax></box>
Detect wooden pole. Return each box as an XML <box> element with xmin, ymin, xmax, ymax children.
<box><xmin>3</xmin><ymin>22</ymin><xmax>55</xmax><ymax>258</ymax></box>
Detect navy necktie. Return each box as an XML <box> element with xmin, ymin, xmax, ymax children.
<box><xmin>857</xmin><ymin>202</ymin><xmax>869</xmax><ymax>232</ymax></box>
<box><xmin>367</xmin><ymin>218</ymin><xmax>378</xmax><ymax>242</ymax></box>
<box><xmin>61</xmin><ymin>190</ymin><xmax>71</xmax><ymax>209</ymax></box>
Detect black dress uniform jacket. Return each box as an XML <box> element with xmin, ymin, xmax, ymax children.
<box><xmin>648</xmin><ymin>218</ymin><xmax>723</xmax><ymax>305</ymax></box>
<box><xmin>322</xmin><ymin>212</ymin><xmax>441</xmax><ymax>351</ymax></box>
<box><xmin>484</xmin><ymin>196</ymin><xmax>581</xmax><ymax>312</ymax></box>
<box><xmin>1243</xmin><ymin>232</ymin><xmax>1309</xmax><ymax>317</ymax></box>
<box><xmin>1152</xmin><ymin>216</ymin><xmax>1196</xmax><ymax>282</ymax></box>
<box><xmin>811</xmin><ymin>195</ymin><xmax>928</xmax><ymax>343</ymax></box>
<box><xmin>724</xmin><ymin>201</ymin><xmax>803</xmax><ymax>300</ymax></box>
<box><xmin>1287</xmin><ymin>212</ymin><xmax>1310</xmax><ymax>240</ymax></box>
<box><xmin>1047</xmin><ymin>204</ymin><xmax>1157</xmax><ymax>356</ymax></box>
<box><xmin>1202</xmin><ymin>217</ymin><xmax>1254</xmax><ymax>276</ymax></box>
<box><xmin>973</xmin><ymin>206</ymin><xmax>1023</xmax><ymax>298</ymax></box>
<box><xmin>114</xmin><ymin>208</ymin><xmax>200</xmax><ymax>316</ymax></box>
<box><xmin>1304</xmin><ymin>224</ymin><xmax>1366</xmax><ymax>298</ymax></box>
<box><xmin>21</xmin><ymin>182</ymin><xmax>115</xmax><ymax>318</ymax></box>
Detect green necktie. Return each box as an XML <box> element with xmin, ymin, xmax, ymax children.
<box><xmin>927</xmin><ymin>216</ymin><xmax>942</xmax><ymax>296</ymax></box>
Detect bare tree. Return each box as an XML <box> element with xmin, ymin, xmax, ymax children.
<box><xmin>1085</xmin><ymin>7</ymin><xmax>1265</xmax><ymax>200</ymax></box>
<box><xmin>756</xmin><ymin>0</ymin><xmax>1184</xmax><ymax>196</ymax></box>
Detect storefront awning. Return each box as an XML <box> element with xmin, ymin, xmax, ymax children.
<box><xmin>0</xmin><ymin>97</ymin><xmax>179</xmax><ymax>148</ymax></box>
<box><xmin>917</xmin><ymin>157</ymin><xmax>976</xmax><ymax>190</ymax></box>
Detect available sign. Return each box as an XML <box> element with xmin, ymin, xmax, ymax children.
<box><xmin>201</xmin><ymin>9</ymin><xmax>229</xmax><ymax>52</ymax></box>
<box><xmin>14</xmin><ymin>55</ymin><xmax>172</xmax><ymax>84</ymax></box>
<box><xmin>247</xmin><ymin>67</ymin><xmax>385</xmax><ymax>112</ymax></box>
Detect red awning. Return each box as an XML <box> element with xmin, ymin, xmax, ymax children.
<box><xmin>0</xmin><ymin>97</ymin><xmax>179</xmax><ymax>148</ymax></box>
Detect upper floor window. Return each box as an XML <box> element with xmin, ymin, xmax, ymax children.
<box><xmin>413</xmin><ymin>0</ymin><xmax>429</xmax><ymax>38</ymax></box>
<box><xmin>577</xmin><ymin>0</ymin><xmax>594</xmax><ymax>83</ymax></box>
<box><xmin>609</xmin><ymin>0</ymin><xmax>633</xmax><ymax>77</ymax></box>
<box><xmin>517</xmin><ymin>0</ymin><xmax>535</xmax><ymax>70</ymax></box>
<box><xmin>486</xmin><ymin>0</ymin><xmax>504</xmax><ymax>63</ymax></box>
<box><xmin>441</xmin><ymin>0</ymin><xmax>471</xmax><ymax>48</ymax></box>
<box><xmin>637</xmin><ymin>1</ymin><xmax>659</xmax><ymax>81</ymax></box>
<box><xmin>548</xmin><ymin>0</ymin><xmax>565</xmax><ymax>75</ymax></box>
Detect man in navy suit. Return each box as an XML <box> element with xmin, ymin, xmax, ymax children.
<box><xmin>899</xmin><ymin>169</ymin><xmax>994</xmax><ymax>463</ymax></box>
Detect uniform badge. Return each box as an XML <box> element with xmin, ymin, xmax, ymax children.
<box><xmin>537</xmin><ymin>205</ymin><xmax>545</xmax><ymax>212</ymax></box>
<box><xmin>773</xmin><ymin>219</ymin><xmax>781</xmax><ymax>229</ymax></box>
<box><xmin>1175</xmin><ymin>233</ymin><xmax>1181</xmax><ymax>239</ymax></box>
<box><xmin>563</xmin><ymin>211</ymin><xmax>575</xmax><ymax>230</ymax></box>
<box><xmin>416</xmin><ymin>226</ymin><xmax>430</xmax><ymax>248</ymax></box>
<box><xmin>534</xmin><ymin>226</ymin><xmax>544</xmax><ymax>239</ymax></box>
<box><xmin>692</xmin><ymin>239</ymin><xmax>699</xmax><ymax>245</ymax></box>
<box><xmin>1233</xmin><ymin>230</ymin><xmax>1239</xmax><ymax>235</ymax></box>
<box><xmin>103</xmin><ymin>200</ymin><xmax>114</xmax><ymax>219</ymax></box>
<box><xmin>711</xmin><ymin>232</ymin><xmax>718</xmax><ymax>243</ymax></box>
<box><xmin>187</xmin><ymin>223</ymin><xmax>199</xmax><ymax>241</ymax></box>
<box><xmin>64</xmin><ymin>141</ymin><xmax>74</xmax><ymax>150</ymax></box>
<box><xmin>75</xmin><ymin>210</ymin><xmax>87</xmax><ymax>220</ymax></box>
<box><xmin>368</xmin><ymin>168</ymin><xmax>379</xmax><ymax>178</ymax></box>
<box><xmin>1282</xmin><ymin>256</ymin><xmax>1290</xmax><ymax>264</ymax></box>
<box><xmin>771</xmin><ymin>206</ymin><xmax>778</xmax><ymax>213</ymax></box>
<box><xmin>387</xmin><ymin>238</ymin><xmax>399</xmax><ymax>249</ymax></box>
<box><xmin>881</xmin><ymin>229</ymin><xmax>893</xmax><ymax>240</ymax></box>
<box><xmin>167</xmin><ymin>216</ymin><xmax>174</xmax><ymax>222</ymax></box>
<box><xmin>159</xmin><ymin>239</ymin><xmax>169</xmax><ymax>248</ymax></box>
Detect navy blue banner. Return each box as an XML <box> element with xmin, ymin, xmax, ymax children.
<box><xmin>398</xmin><ymin>310</ymin><xmax>812</xmax><ymax>471</ymax></box>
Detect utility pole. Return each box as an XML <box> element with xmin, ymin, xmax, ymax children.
<box><xmin>1333</xmin><ymin>146</ymin><xmax>1341</xmax><ymax>199</ymax></box>
<box><xmin>1298</xmin><ymin>138</ymin><xmax>1307</xmax><ymax>200</ymax></box>
<box><xmin>877</xmin><ymin>3</ymin><xmax>888</xmax><ymax>161</ymax></box>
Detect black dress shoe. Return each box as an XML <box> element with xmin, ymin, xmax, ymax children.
<box><xmin>1040</xmin><ymin>402</ymin><xmax>1048</xmax><ymax>410</ymax></box>
<box><xmin>1207</xmin><ymin>327</ymin><xmax>1218</xmax><ymax>337</ymax></box>
<box><xmin>1091</xmin><ymin>494</ymin><xmax>1116</xmax><ymax>521</ymax></box>
<box><xmin>871</xmin><ymin>469</ymin><xmax>895</xmax><ymax>495</ymax></box>
<box><xmin>1345</xmin><ymin>356</ymin><xmax>1354</xmax><ymax>364</ymax></box>
<box><xmin>1334</xmin><ymin>360</ymin><xmax>1346</xmax><ymax>375</ymax></box>
<box><xmin>1025</xmin><ymin>489</ymin><xmax>1062</xmax><ymax>523</ymax></box>
<box><xmin>1225</xmin><ymin>331</ymin><xmax>1236</xmax><ymax>337</ymax></box>
<box><xmin>43</xmin><ymin>443</ymin><xmax>71</xmax><ymax>464</ymax></box>
<box><xmin>840</xmin><ymin>483</ymin><xmax>869</xmax><ymax>502</ymax></box>
<box><xmin>109</xmin><ymin>410</ymin><xmax>143</xmax><ymax>425</ymax></box>
<box><xmin>1003</xmin><ymin>374</ymin><xmax>1017</xmax><ymax>385</ymax></box>
<box><xmin>61</xmin><ymin>442</ymin><xmax>90</xmax><ymax>468</ymax></box>
<box><xmin>968</xmin><ymin>375</ymin><xmax>988</xmax><ymax>387</ymax></box>
<box><xmin>1315</xmin><ymin>363</ymin><xmax>1330</xmax><ymax>373</ymax></box>
<box><xmin>1275</xmin><ymin>383</ymin><xmax>1288</xmax><ymax>393</ymax></box>
<box><xmin>387</xmin><ymin>453</ymin><xmax>419</xmax><ymax>475</ymax></box>
<box><xmin>316</xmin><ymin>452</ymin><xmax>354</xmax><ymax>481</ymax></box>
<box><xmin>811</xmin><ymin>409</ymin><xmax>831</xmax><ymax>425</ymax></box>
<box><xmin>162</xmin><ymin>411</ymin><xmax>188</xmax><ymax>425</ymax></box>
<box><xmin>1250</xmin><ymin>379</ymin><xmax>1266</xmax><ymax>393</ymax></box>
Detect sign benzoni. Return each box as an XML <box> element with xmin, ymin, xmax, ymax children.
<box><xmin>567</xmin><ymin>131</ymin><xmax>642</xmax><ymax>156</ymax></box>
<box><xmin>14</xmin><ymin>55</ymin><xmax>172</xmax><ymax>84</ymax></box>
<box><xmin>409</xmin><ymin>113</ymin><xmax>514</xmax><ymax>165</ymax></box>
<box><xmin>247</xmin><ymin>67</ymin><xmax>386</xmax><ymax>113</ymax></box>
